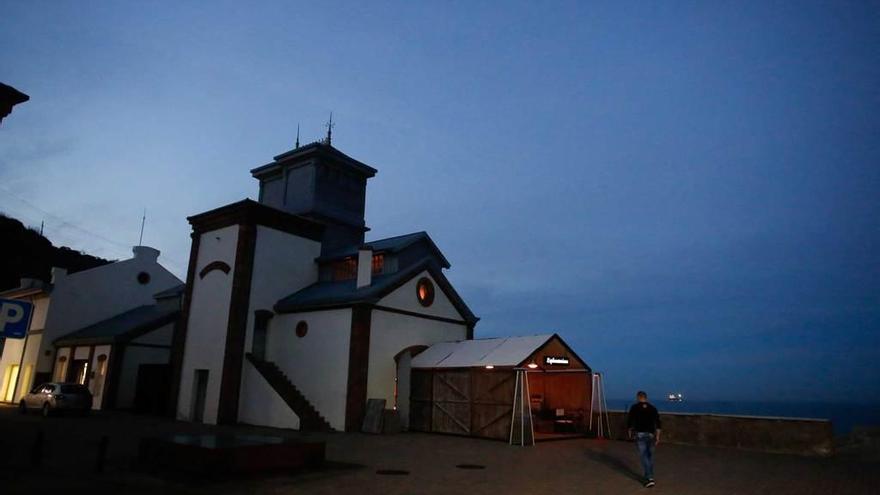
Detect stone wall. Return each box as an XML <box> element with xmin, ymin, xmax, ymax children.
<box><xmin>600</xmin><ymin>410</ymin><xmax>833</xmax><ymax>457</ymax></box>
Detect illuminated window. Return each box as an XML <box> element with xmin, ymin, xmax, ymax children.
<box><xmin>295</xmin><ymin>321</ymin><xmax>308</xmax><ymax>338</ymax></box>
<box><xmin>332</xmin><ymin>258</ymin><xmax>357</xmax><ymax>280</ymax></box>
<box><xmin>416</xmin><ymin>278</ymin><xmax>435</xmax><ymax>307</ymax></box>
<box><xmin>372</xmin><ymin>254</ymin><xmax>385</xmax><ymax>275</ymax></box>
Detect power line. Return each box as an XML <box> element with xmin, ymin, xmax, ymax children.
<box><xmin>0</xmin><ymin>184</ymin><xmax>187</xmax><ymax>271</ymax></box>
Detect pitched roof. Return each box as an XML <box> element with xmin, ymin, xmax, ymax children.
<box><xmin>0</xmin><ymin>278</ymin><xmax>51</xmax><ymax>298</ymax></box>
<box><xmin>411</xmin><ymin>335</ymin><xmax>555</xmax><ymax>369</ymax></box>
<box><xmin>250</xmin><ymin>142</ymin><xmax>378</xmax><ymax>178</ymax></box>
<box><xmin>274</xmin><ymin>257</ymin><xmax>477</xmax><ymax>324</ymax></box>
<box><xmin>54</xmin><ymin>304</ymin><xmax>179</xmax><ymax>347</ymax></box>
<box><xmin>153</xmin><ymin>283</ymin><xmax>185</xmax><ymax>299</ymax></box>
<box><xmin>316</xmin><ymin>231</ymin><xmax>451</xmax><ymax>268</ymax></box>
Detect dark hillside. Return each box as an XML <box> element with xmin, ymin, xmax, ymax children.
<box><xmin>0</xmin><ymin>213</ymin><xmax>111</xmax><ymax>291</ymax></box>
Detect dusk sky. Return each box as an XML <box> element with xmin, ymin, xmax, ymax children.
<box><xmin>1</xmin><ymin>1</ymin><xmax>878</xmax><ymax>402</ymax></box>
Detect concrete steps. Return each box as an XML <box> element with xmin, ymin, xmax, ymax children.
<box><xmin>245</xmin><ymin>353</ymin><xmax>334</xmax><ymax>432</ymax></box>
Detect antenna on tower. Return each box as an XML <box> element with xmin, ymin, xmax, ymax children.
<box><xmin>39</xmin><ymin>220</ymin><xmax>44</xmax><ymax>236</ymax></box>
<box><xmin>138</xmin><ymin>209</ymin><xmax>146</xmax><ymax>245</ymax></box>
<box><xmin>295</xmin><ymin>123</ymin><xmax>300</xmax><ymax>148</ymax></box>
<box><xmin>325</xmin><ymin>112</ymin><xmax>334</xmax><ymax>145</ymax></box>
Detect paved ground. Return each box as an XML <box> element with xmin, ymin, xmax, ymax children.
<box><xmin>0</xmin><ymin>405</ymin><xmax>876</xmax><ymax>494</ymax></box>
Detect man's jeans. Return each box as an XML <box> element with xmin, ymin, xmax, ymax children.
<box><xmin>635</xmin><ymin>432</ymin><xmax>656</xmax><ymax>479</ymax></box>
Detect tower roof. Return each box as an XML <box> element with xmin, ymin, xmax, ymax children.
<box><xmin>250</xmin><ymin>142</ymin><xmax>378</xmax><ymax>179</ymax></box>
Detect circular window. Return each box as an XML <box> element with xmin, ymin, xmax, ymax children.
<box><xmin>295</xmin><ymin>321</ymin><xmax>308</xmax><ymax>338</ymax></box>
<box><xmin>416</xmin><ymin>278</ymin><xmax>435</xmax><ymax>307</ymax></box>
<box><xmin>137</xmin><ymin>272</ymin><xmax>151</xmax><ymax>285</ymax></box>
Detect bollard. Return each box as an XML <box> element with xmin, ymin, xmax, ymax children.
<box><xmin>30</xmin><ymin>430</ymin><xmax>44</xmax><ymax>469</ymax></box>
<box><xmin>95</xmin><ymin>435</ymin><xmax>109</xmax><ymax>473</ymax></box>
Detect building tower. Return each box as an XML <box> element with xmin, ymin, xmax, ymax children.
<box><xmin>250</xmin><ymin>142</ymin><xmax>378</xmax><ymax>252</ymax></box>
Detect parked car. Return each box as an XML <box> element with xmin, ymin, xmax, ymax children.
<box><xmin>19</xmin><ymin>382</ymin><xmax>92</xmax><ymax>416</ymax></box>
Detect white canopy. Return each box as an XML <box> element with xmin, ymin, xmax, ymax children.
<box><xmin>411</xmin><ymin>334</ymin><xmax>554</xmax><ymax>369</ymax></box>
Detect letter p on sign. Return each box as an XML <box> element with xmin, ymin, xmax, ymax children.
<box><xmin>0</xmin><ymin>299</ymin><xmax>34</xmax><ymax>339</ymax></box>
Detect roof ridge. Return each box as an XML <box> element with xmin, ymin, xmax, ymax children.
<box><xmin>366</xmin><ymin>231</ymin><xmax>427</xmax><ymax>243</ymax></box>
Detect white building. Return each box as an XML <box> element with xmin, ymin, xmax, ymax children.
<box><xmin>171</xmin><ymin>142</ymin><xmax>479</xmax><ymax>431</ymax></box>
<box><xmin>0</xmin><ymin>246</ymin><xmax>182</xmax><ymax>410</ymax></box>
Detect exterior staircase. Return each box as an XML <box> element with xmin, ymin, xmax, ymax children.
<box><xmin>245</xmin><ymin>353</ymin><xmax>334</xmax><ymax>432</ymax></box>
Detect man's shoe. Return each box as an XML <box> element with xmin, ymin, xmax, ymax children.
<box><xmin>644</xmin><ymin>479</ymin><xmax>656</xmax><ymax>488</ymax></box>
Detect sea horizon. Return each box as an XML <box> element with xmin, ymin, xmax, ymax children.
<box><xmin>604</xmin><ymin>399</ymin><xmax>880</xmax><ymax>435</ymax></box>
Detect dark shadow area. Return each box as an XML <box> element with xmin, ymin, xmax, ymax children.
<box><xmin>583</xmin><ymin>448</ymin><xmax>643</xmax><ymax>483</ymax></box>
<box><xmin>455</xmin><ymin>463</ymin><xmax>486</xmax><ymax>469</ymax></box>
<box><xmin>375</xmin><ymin>469</ymin><xmax>409</xmax><ymax>475</ymax></box>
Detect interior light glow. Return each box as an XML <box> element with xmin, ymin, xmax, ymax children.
<box><xmin>527</xmin><ymin>363</ymin><xmax>538</xmax><ymax>369</ymax></box>
<box><xmin>485</xmin><ymin>365</ymin><xmax>494</xmax><ymax>369</ymax></box>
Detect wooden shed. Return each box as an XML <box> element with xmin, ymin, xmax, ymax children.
<box><xmin>408</xmin><ymin>334</ymin><xmax>592</xmax><ymax>442</ymax></box>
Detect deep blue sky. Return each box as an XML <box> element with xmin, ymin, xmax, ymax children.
<box><xmin>2</xmin><ymin>2</ymin><xmax>878</xmax><ymax>402</ymax></box>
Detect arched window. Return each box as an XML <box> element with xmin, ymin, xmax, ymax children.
<box><xmin>295</xmin><ymin>321</ymin><xmax>308</xmax><ymax>338</ymax></box>
<box><xmin>416</xmin><ymin>278</ymin><xmax>435</xmax><ymax>307</ymax></box>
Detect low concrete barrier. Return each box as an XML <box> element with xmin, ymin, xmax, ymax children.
<box><xmin>600</xmin><ymin>410</ymin><xmax>833</xmax><ymax>457</ymax></box>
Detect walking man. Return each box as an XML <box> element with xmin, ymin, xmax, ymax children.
<box><xmin>627</xmin><ymin>391</ymin><xmax>661</xmax><ymax>488</ymax></box>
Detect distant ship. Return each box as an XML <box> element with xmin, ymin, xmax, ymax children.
<box><xmin>667</xmin><ymin>393</ymin><xmax>684</xmax><ymax>402</ymax></box>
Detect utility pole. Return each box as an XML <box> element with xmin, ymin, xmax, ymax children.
<box><xmin>138</xmin><ymin>209</ymin><xmax>146</xmax><ymax>246</ymax></box>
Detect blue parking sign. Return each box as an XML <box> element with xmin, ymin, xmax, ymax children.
<box><xmin>0</xmin><ymin>298</ymin><xmax>34</xmax><ymax>339</ymax></box>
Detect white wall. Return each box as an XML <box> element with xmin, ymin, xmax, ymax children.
<box><xmin>237</xmin><ymin>225</ymin><xmax>321</xmax><ymax>428</ymax></box>
<box><xmin>42</xmin><ymin>248</ymin><xmax>181</xmax><ymax>347</ymax></box>
<box><xmin>378</xmin><ymin>271</ymin><xmax>466</xmax><ymax>321</ymax></box>
<box><xmin>368</xmin><ymin>271</ymin><xmax>468</xmax><ymax>428</ymax></box>
<box><xmin>238</xmin><ymin>360</ymin><xmax>300</xmax><ymax>430</ymax></box>
<box><xmin>367</xmin><ymin>310</ymin><xmax>467</xmax><ymax>409</ymax></box>
<box><xmin>267</xmin><ymin>309</ymin><xmax>352</xmax><ymax>430</ymax></box>
<box><xmin>117</xmin><ymin>345</ymin><xmax>170</xmax><ymax>409</ymax></box>
<box><xmin>29</xmin><ymin>295</ymin><xmax>53</xmax><ymax>374</ymax></box>
<box><xmin>177</xmin><ymin>225</ymin><xmax>239</xmax><ymax>423</ymax></box>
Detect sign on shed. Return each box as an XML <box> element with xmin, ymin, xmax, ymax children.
<box><xmin>0</xmin><ymin>298</ymin><xmax>34</xmax><ymax>339</ymax></box>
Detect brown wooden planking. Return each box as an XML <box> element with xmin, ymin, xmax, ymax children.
<box><xmin>432</xmin><ymin>401</ymin><xmax>471</xmax><ymax>434</ymax></box>
<box><xmin>431</xmin><ymin>370</ymin><xmax>471</xmax><ymax>434</ymax></box>
<box><xmin>523</xmin><ymin>336</ymin><xmax>589</xmax><ymax>370</ymax></box>
<box><xmin>471</xmin><ymin>370</ymin><xmax>515</xmax><ymax>439</ymax></box>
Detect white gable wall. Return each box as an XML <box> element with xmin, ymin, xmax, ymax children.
<box><xmin>176</xmin><ymin>225</ymin><xmax>239</xmax><ymax>423</ymax></box>
<box><xmin>367</xmin><ymin>311</ymin><xmax>467</xmax><ymax>406</ymax></box>
<box><xmin>367</xmin><ymin>271</ymin><xmax>469</xmax><ymax>421</ymax></box>
<box><xmin>42</xmin><ymin>250</ymin><xmax>181</xmax><ymax>346</ymax></box>
<box><xmin>267</xmin><ymin>309</ymin><xmax>352</xmax><ymax>430</ymax></box>
<box><xmin>237</xmin><ymin>225</ymin><xmax>321</xmax><ymax>430</ymax></box>
<box><xmin>377</xmin><ymin>270</ymin><xmax>464</xmax><ymax>320</ymax></box>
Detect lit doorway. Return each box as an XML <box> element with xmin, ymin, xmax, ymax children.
<box><xmin>3</xmin><ymin>365</ymin><xmax>20</xmax><ymax>402</ymax></box>
<box><xmin>69</xmin><ymin>360</ymin><xmax>89</xmax><ymax>385</ymax></box>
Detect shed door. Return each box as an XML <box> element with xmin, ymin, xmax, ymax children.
<box><xmin>431</xmin><ymin>370</ymin><xmax>471</xmax><ymax>435</ymax></box>
<box><xmin>471</xmin><ymin>371</ymin><xmax>516</xmax><ymax>440</ymax></box>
